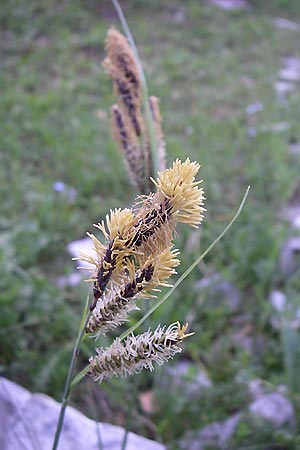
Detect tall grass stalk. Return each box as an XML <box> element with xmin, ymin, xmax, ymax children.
<box><xmin>52</xmin><ymin>0</ymin><xmax>249</xmax><ymax>450</ymax></box>
<box><xmin>51</xmin><ymin>298</ymin><xmax>90</xmax><ymax>450</ymax></box>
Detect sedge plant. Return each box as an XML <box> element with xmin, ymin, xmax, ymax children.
<box><xmin>52</xmin><ymin>4</ymin><xmax>249</xmax><ymax>449</ymax></box>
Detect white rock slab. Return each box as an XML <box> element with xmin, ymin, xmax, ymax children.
<box><xmin>249</xmin><ymin>392</ymin><xmax>294</xmax><ymax>427</ymax></box>
<box><xmin>209</xmin><ymin>0</ymin><xmax>249</xmax><ymax>10</ymax></box>
<box><xmin>0</xmin><ymin>377</ymin><xmax>165</xmax><ymax>450</ymax></box>
<box><xmin>272</xmin><ymin>18</ymin><xmax>300</xmax><ymax>31</ymax></box>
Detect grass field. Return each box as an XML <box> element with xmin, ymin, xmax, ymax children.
<box><xmin>1</xmin><ymin>0</ymin><xmax>300</xmax><ymax>448</ymax></box>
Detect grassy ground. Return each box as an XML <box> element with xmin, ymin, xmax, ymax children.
<box><xmin>1</xmin><ymin>0</ymin><xmax>300</xmax><ymax>448</ymax></box>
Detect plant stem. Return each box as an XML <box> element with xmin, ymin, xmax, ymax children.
<box><xmin>51</xmin><ymin>310</ymin><xmax>90</xmax><ymax>450</ymax></box>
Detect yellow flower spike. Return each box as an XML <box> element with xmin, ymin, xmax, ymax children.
<box><xmin>95</xmin><ymin>208</ymin><xmax>137</xmax><ymax>241</ymax></box>
<box><xmin>151</xmin><ymin>158</ymin><xmax>205</xmax><ymax>228</ymax></box>
<box><xmin>176</xmin><ymin>322</ymin><xmax>195</xmax><ymax>341</ymax></box>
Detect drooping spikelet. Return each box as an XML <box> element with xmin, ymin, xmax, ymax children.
<box><xmin>151</xmin><ymin>158</ymin><xmax>206</xmax><ymax>227</ymax></box>
<box><xmin>78</xmin><ymin>209</ymin><xmax>137</xmax><ymax>309</ymax></box>
<box><xmin>111</xmin><ymin>105</ymin><xmax>144</xmax><ymax>192</ymax></box>
<box><xmin>103</xmin><ymin>28</ymin><xmax>143</xmax><ymax>138</ymax></box>
<box><xmin>86</xmin><ymin>248</ymin><xmax>180</xmax><ymax>336</ymax></box>
<box><xmin>88</xmin><ymin>322</ymin><xmax>193</xmax><ymax>382</ymax></box>
<box><xmin>103</xmin><ymin>27</ymin><xmax>155</xmax><ymax>194</ymax></box>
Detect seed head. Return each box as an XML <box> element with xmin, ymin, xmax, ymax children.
<box><xmin>86</xmin><ymin>247</ymin><xmax>180</xmax><ymax>336</ymax></box>
<box><xmin>151</xmin><ymin>158</ymin><xmax>205</xmax><ymax>227</ymax></box>
<box><xmin>88</xmin><ymin>322</ymin><xmax>193</xmax><ymax>382</ymax></box>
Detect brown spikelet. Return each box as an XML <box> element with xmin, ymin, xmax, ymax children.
<box><xmin>103</xmin><ymin>28</ymin><xmax>144</xmax><ymax>138</ymax></box>
<box><xmin>149</xmin><ymin>96</ymin><xmax>166</xmax><ymax>172</ymax></box>
<box><xmin>111</xmin><ymin>105</ymin><xmax>144</xmax><ymax>192</ymax></box>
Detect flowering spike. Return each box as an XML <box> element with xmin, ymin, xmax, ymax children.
<box><xmin>86</xmin><ymin>247</ymin><xmax>180</xmax><ymax>336</ymax></box>
<box><xmin>77</xmin><ymin>159</ymin><xmax>205</xmax><ymax>312</ymax></box>
<box><xmin>103</xmin><ymin>28</ymin><xmax>143</xmax><ymax>137</ymax></box>
<box><xmin>88</xmin><ymin>322</ymin><xmax>193</xmax><ymax>383</ymax></box>
<box><xmin>151</xmin><ymin>158</ymin><xmax>205</xmax><ymax>227</ymax></box>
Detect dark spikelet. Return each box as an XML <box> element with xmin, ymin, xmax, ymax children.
<box><xmin>103</xmin><ymin>28</ymin><xmax>143</xmax><ymax>138</ymax></box>
<box><xmin>129</xmin><ymin>198</ymin><xmax>172</xmax><ymax>248</ymax></box>
<box><xmin>91</xmin><ymin>240</ymin><xmax>117</xmax><ymax>311</ymax></box>
<box><xmin>111</xmin><ymin>105</ymin><xmax>145</xmax><ymax>192</ymax></box>
<box><xmin>86</xmin><ymin>263</ymin><xmax>154</xmax><ymax>334</ymax></box>
<box><xmin>117</xmin><ymin>53</ymin><xmax>140</xmax><ymax>99</ymax></box>
<box><xmin>112</xmin><ymin>105</ymin><xmax>130</xmax><ymax>151</ymax></box>
<box><xmin>115</xmin><ymin>77</ymin><xmax>141</xmax><ymax>136</ymax></box>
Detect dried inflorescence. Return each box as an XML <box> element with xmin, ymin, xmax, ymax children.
<box><xmin>103</xmin><ymin>27</ymin><xmax>167</xmax><ymax>193</ymax></box>
<box><xmin>104</xmin><ymin>28</ymin><xmax>143</xmax><ymax>136</ymax></box>
<box><xmin>88</xmin><ymin>322</ymin><xmax>193</xmax><ymax>382</ymax></box>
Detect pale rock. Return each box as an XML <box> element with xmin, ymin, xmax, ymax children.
<box><xmin>245</xmin><ymin>101</ymin><xmax>263</xmax><ymax>115</ymax></box>
<box><xmin>163</xmin><ymin>361</ymin><xmax>212</xmax><ymax>396</ymax></box>
<box><xmin>249</xmin><ymin>392</ymin><xmax>294</xmax><ymax>427</ymax></box>
<box><xmin>196</xmin><ymin>274</ymin><xmax>241</xmax><ymax>311</ymax></box>
<box><xmin>209</xmin><ymin>0</ymin><xmax>249</xmax><ymax>10</ymax></box>
<box><xmin>274</xmin><ymin>80</ymin><xmax>294</xmax><ymax>95</ymax></box>
<box><xmin>180</xmin><ymin>413</ymin><xmax>242</xmax><ymax>450</ymax></box>
<box><xmin>289</xmin><ymin>143</ymin><xmax>300</xmax><ymax>155</ymax></box>
<box><xmin>269</xmin><ymin>290</ymin><xmax>287</xmax><ymax>313</ymax></box>
<box><xmin>282</xmin><ymin>204</ymin><xmax>300</xmax><ymax>228</ymax></box>
<box><xmin>248</xmin><ymin>379</ymin><xmax>265</xmax><ymax>401</ymax></box>
<box><xmin>0</xmin><ymin>377</ymin><xmax>165</xmax><ymax>450</ymax></box>
<box><xmin>67</xmin><ymin>236</ymin><xmax>95</xmax><ymax>269</ymax></box>
<box><xmin>279</xmin><ymin>236</ymin><xmax>300</xmax><ymax>277</ymax></box>
<box><xmin>272</xmin><ymin>18</ymin><xmax>300</xmax><ymax>31</ymax></box>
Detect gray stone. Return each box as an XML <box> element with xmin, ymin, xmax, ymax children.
<box><xmin>196</xmin><ymin>274</ymin><xmax>241</xmax><ymax>311</ymax></box>
<box><xmin>279</xmin><ymin>236</ymin><xmax>300</xmax><ymax>277</ymax></box>
<box><xmin>269</xmin><ymin>290</ymin><xmax>287</xmax><ymax>313</ymax></box>
<box><xmin>180</xmin><ymin>413</ymin><xmax>242</xmax><ymax>450</ymax></box>
<box><xmin>61</xmin><ymin>236</ymin><xmax>95</xmax><ymax>286</ymax></box>
<box><xmin>274</xmin><ymin>80</ymin><xmax>295</xmax><ymax>95</ymax></box>
<box><xmin>248</xmin><ymin>379</ymin><xmax>265</xmax><ymax>401</ymax></box>
<box><xmin>67</xmin><ymin>237</ymin><xmax>94</xmax><ymax>269</ymax></box>
<box><xmin>170</xmin><ymin>8</ymin><xmax>187</xmax><ymax>24</ymax></box>
<box><xmin>272</xmin><ymin>18</ymin><xmax>300</xmax><ymax>31</ymax></box>
<box><xmin>249</xmin><ymin>392</ymin><xmax>294</xmax><ymax>427</ymax></box>
<box><xmin>0</xmin><ymin>377</ymin><xmax>165</xmax><ymax>450</ymax></box>
<box><xmin>279</xmin><ymin>68</ymin><xmax>300</xmax><ymax>81</ymax></box>
<box><xmin>163</xmin><ymin>361</ymin><xmax>212</xmax><ymax>396</ymax></box>
<box><xmin>209</xmin><ymin>0</ymin><xmax>249</xmax><ymax>10</ymax></box>
<box><xmin>245</xmin><ymin>101</ymin><xmax>263</xmax><ymax>115</ymax></box>
<box><xmin>282</xmin><ymin>203</ymin><xmax>300</xmax><ymax>229</ymax></box>
<box><xmin>289</xmin><ymin>143</ymin><xmax>300</xmax><ymax>155</ymax></box>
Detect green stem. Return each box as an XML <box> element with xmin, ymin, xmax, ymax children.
<box><xmin>51</xmin><ymin>309</ymin><xmax>90</xmax><ymax>450</ymax></box>
<box><xmin>111</xmin><ymin>0</ymin><xmax>159</xmax><ymax>176</ymax></box>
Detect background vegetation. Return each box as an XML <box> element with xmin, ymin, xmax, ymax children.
<box><xmin>1</xmin><ymin>0</ymin><xmax>300</xmax><ymax>448</ymax></box>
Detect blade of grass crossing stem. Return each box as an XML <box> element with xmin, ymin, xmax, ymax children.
<box><xmin>52</xmin><ymin>303</ymin><xmax>91</xmax><ymax>450</ymax></box>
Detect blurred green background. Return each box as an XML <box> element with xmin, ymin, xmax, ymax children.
<box><xmin>1</xmin><ymin>0</ymin><xmax>300</xmax><ymax>448</ymax></box>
